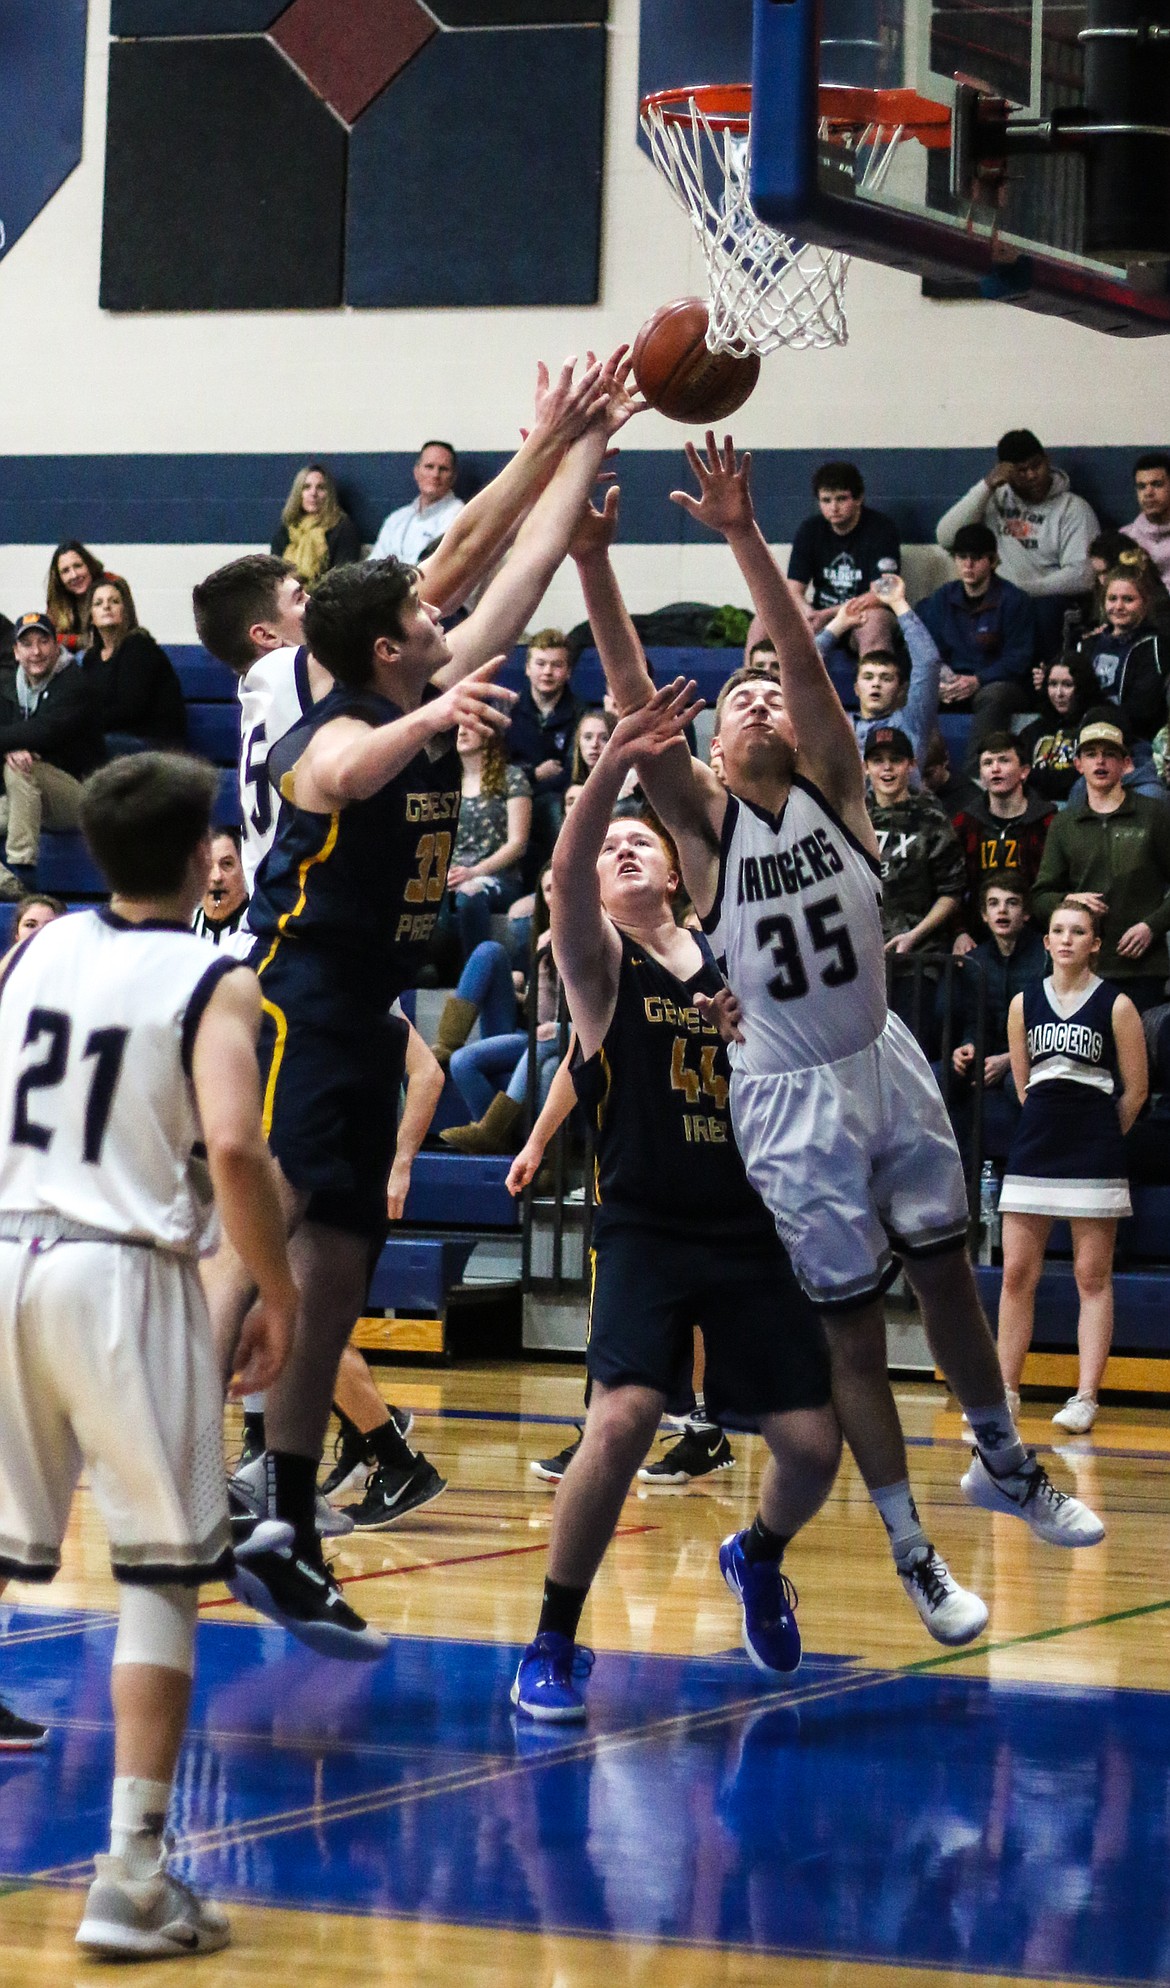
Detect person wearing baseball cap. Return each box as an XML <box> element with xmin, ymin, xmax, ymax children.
<box><xmin>865</xmin><ymin>726</ymin><xmax>965</xmax><ymax>1048</ymax></box>
<box><xmin>1033</xmin><ymin>706</ymin><xmax>1170</xmax><ymax>1009</ymax></box>
<box><xmin>0</xmin><ymin>612</ymin><xmax>105</xmax><ymax>881</ymax></box>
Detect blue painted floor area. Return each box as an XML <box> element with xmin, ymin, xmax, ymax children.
<box><xmin>3</xmin><ymin>1608</ymin><xmax>1170</xmax><ymax>1980</ymax></box>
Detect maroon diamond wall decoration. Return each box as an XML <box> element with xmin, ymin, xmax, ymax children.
<box><xmin>269</xmin><ymin>0</ymin><xmax>437</xmax><ymax>126</ymax></box>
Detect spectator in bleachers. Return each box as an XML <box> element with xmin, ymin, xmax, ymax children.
<box><xmin>786</xmin><ymin>461</ymin><xmax>900</xmax><ymax>632</ymax></box>
<box><xmin>442</xmin><ymin>868</ymin><xmax>563</xmax><ymax>1155</ymax></box>
<box><xmin>443</xmin><ymin>728</ymin><xmax>532</xmax><ymax>961</ymax></box>
<box><xmin>1033</xmin><ymin>710</ymin><xmax>1170</xmax><ymax>1011</ymax></box>
<box><xmin>371</xmin><ymin>442</ymin><xmax>464</xmax><ymax>565</ymax></box>
<box><xmin>936</xmin><ymin>429</ymin><xmax>1098</xmax><ymax>653</ymax></box>
<box><xmin>3</xmin><ymin>893</ymin><xmax>66</xmax><ymax>956</ymax></box>
<box><xmin>918</xmin><ymin>522</ymin><xmax>1037</xmax><ymax>746</ymax></box>
<box><xmin>1016</xmin><ymin>652</ymin><xmax>1099</xmax><ymax>806</ymax></box>
<box><xmin>271</xmin><ymin>464</ymin><xmax>363</xmax><ymax>585</ymax></box>
<box><xmin>822</xmin><ymin>574</ymin><xmax>941</xmax><ymax>766</ymax></box>
<box><xmin>565</xmin><ymin>708</ymin><xmax>613</xmax><ymax>812</ymax></box>
<box><xmin>1077</xmin><ymin>566</ymin><xmax>1169</xmax><ymax>754</ymax></box>
<box><xmin>996</xmin><ymin>897</ymin><xmax>1148</xmax><ymax>1433</ymax></box>
<box><xmin>921</xmin><ymin>730</ymin><xmax>977</xmax><ymax>817</ymax></box>
<box><xmin>191</xmin><ymin>825</ymin><xmax>251</xmax><ymax>955</ymax></box>
<box><xmin>508</xmin><ymin>628</ymin><xmax>584</xmax><ymax>877</ymax></box>
<box><xmin>952</xmin><ymin>733</ymin><xmax>1055</xmax><ymax>951</ymax></box>
<box><xmin>949</xmin><ymin>877</ymin><xmax>1046</xmax><ymax>1158</ymax></box>
<box><xmin>81</xmin><ymin>575</ymin><xmax>187</xmax><ymax>752</ymax></box>
<box><xmin>46</xmin><ymin>541</ymin><xmax>105</xmax><ymax>656</ymax></box>
<box><xmin>867</xmin><ymin>725</ymin><xmax>964</xmax><ymax>953</ymax></box>
<box><xmin>0</xmin><ymin>612</ymin><xmax>105</xmax><ymax>881</ymax></box>
<box><xmin>1125</xmin><ymin>452</ymin><xmax>1170</xmax><ymax>585</ymax></box>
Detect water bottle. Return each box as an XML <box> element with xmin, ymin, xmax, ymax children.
<box><xmin>978</xmin><ymin>1161</ymin><xmax>1000</xmax><ymax>1264</ymax></box>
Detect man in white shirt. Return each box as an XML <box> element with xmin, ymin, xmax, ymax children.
<box><xmin>371</xmin><ymin>440</ymin><xmax>465</xmax><ymax>564</ymax></box>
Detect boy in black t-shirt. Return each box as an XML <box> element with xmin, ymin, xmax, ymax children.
<box><xmin>786</xmin><ymin>461</ymin><xmax>901</xmax><ymax>632</ymax></box>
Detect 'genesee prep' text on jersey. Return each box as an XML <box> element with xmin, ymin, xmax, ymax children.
<box><xmin>248</xmin><ymin>684</ymin><xmax>461</xmax><ymax>1007</ymax></box>
<box><xmin>237</xmin><ymin>645</ymin><xmax>314</xmax><ymax>893</ymax></box>
<box><xmin>0</xmin><ymin>911</ymin><xmax>240</xmax><ymax>1252</ymax></box>
<box><xmin>703</xmin><ymin>777</ymin><xmax>888</xmax><ymax>1075</ymax></box>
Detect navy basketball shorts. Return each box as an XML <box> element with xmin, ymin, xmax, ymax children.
<box><xmin>586</xmin><ymin>1217</ymin><xmax>832</xmax><ymax>1427</ymax></box>
<box><xmin>254</xmin><ymin>941</ymin><xmax>406</xmax><ymax>1242</ymax></box>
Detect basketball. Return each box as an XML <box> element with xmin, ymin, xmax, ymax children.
<box><xmin>631</xmin><ymin>297</ymin><xmax>760</xmax><ymax>424</ymax></box>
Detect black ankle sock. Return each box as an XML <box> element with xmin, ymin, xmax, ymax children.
<box><xmin>332</xmin><ymin>1406</ymin><xmax>364</xmax><ymax>1449</ymax></box>
<box><xmin>270</xmin><ymin>1450</ymin><xmax>319</xmax><ymax>1552</ymax></box>
<box><xmin>243</xmin><ymin>1410</ymin><xmax>266</xmax><ymax>1451</ymax></box>
<box><xmin>537</xmin><ymin>1576</ymin><xmax>589</xmax><ymax>1643</ymax></box>
<box><xmin>366</xmin><ymin>1419</ymin><xmax>416</xmax><ymax>1472</ymax></box>
<box><xmin>742</xmin><ymin>1516</ymin><xmax>791</xmax><ymax>1565</ymax></box>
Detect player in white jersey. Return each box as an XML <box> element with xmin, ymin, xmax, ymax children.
<box><xmin>570</xmin><ymin>440</ymin><xmax>1103</xmax><ymax>1650</ymax></box>
<box><xmin>0</xmin><ymin>753</ymin><xmax>297</xmax><ymax>1958</ymax></box>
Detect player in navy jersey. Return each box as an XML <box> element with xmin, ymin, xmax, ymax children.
<box><xmin>219</xmin><ymin>372</ymin><xmax>646</xmax><ymax>1659</ymax></box>
<box><xmin>511</xmin><ymin>684</ymin><xmax>842</xmax><ymax>1721</ymax></box>
<box><xmin>565</xmin><ymin>440</ymin><xmax>1104</xmax><ymax>1654</ymax></box>
<box><xmin>997</xmin><ymin>897</ymin><xmax>1147</xmax><ymax>1435</ymax></box>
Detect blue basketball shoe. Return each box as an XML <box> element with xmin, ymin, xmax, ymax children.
<box><xmin>720</xmin><ymin>1531</ymin><xmax>802</xmax><ymax>1674</ymax></box>
<box><xmin>510</xmin><ymin>1631</ymin><xmax>595</xmax><ymax>1722</ymax></box>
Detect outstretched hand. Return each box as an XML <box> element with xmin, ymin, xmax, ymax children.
<box><xmin>695</xmin><ymin>985</ymin><xmax>744</xmax><ymax>1045</ymax></box>
<box><xmin>605</xmin><ymin>676</ymin><xmax>704</xmax><ymax>769</ymax></box>
<box><xmin>432</xmin><ymin>655</ymin><xmax>517</xmax><ymax>741</ymax></box>
<box><xmin>532</xmin><ymin>354</ymin><xmax>608</xmax><ymax>443</ymax></box>
<box><xmin>596</xmin><ymin>344</ymin><xmax>648</xmax><ymax>438</ymax></box>
<box><xmin>569</xmin><ymin>485</ymin><xmax>621</xmax><ymax>564</ymax></box>
<box><xmin>670</xmin><ymin>431</ymin><xmax>755</xmax><ymax>538</ymax></box>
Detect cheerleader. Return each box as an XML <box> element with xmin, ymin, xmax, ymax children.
<box><xmin>996</xmin><ymin>898</ymin><xmax>1148</xmax><ymax>1434</ymax></box>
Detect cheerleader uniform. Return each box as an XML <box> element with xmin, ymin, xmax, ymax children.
<box><xmin>999</xmin><ymin>975</ymin><xmax>1130</xmax><ymax>1219</ymax></box>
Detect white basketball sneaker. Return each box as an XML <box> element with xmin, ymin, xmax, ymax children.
<box><xmin>1052</xmin><ymin>1394</ymin><xmax>1098</xmax><ymax>1435</ymax></box>
<box><xmin>76</xmin><ymin>1854</ymin><xmax>229</xmax><ymax>1959</ymax></box>
<box><xmin>961</xmin><ymin>1450</ymin><xmax>1105</xmax><ymax>1546</ymax></box>
<box><xmin>897</xmin><ymin>1546</ymin><xmax>989</xmax><ymax>1646</ymax></box>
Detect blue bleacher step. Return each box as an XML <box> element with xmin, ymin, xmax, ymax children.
<box><xmin>974</xmin><ymin>1261</ymin><xmax>1170</xmax><ymax>1353</ymax></box>
<box><xmin>215</xmin><ymin>769</ymin><xmax>242</xmax><ymax>827</ymax></box>
<box><xmin>366</xmin><ymin>1230</ymin><xmax>524</xmax><ymax>1313</ymax></box>
<box><xmin>171</xmin><ymin>650</ymin><xmax>238</xmax><ymax>702</ymax></box>
<box><xmin>34</xmin><ymin>832</ymin><xmax>105</xmax><ymax>896</ymax></box>
<box><xmin>404</xmin><ymin>1152</ymin><xmax>519</xmax><ymax>1228</ymax></box>
<box><xmin>186</xmin><ymin>705</ymin><xmax>240</xmax><ymax>764</ymax></box>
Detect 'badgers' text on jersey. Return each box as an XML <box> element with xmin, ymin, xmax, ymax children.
<box><xmin>703</xmin><ymin>777</ymin><xmax>887</xmax><ymax>1075</ymax></box>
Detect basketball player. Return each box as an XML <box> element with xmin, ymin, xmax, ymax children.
<box><xmin>225</xmin><ymin>390</ymin><xmax>637</xmax><ymax>1657</ymax></box>
<box><xmin>192</xmin><ymin>356</ymin><xmax>616</xmax><ymax>1486</ymax></box>
<box><xmin>511</xmin><ymin>684</ymin><xmax>841</xmax><ymax>1719</ymax></box>
<box><xmin>0</xmin><ymin>753</ymin><xmax>297</xmax><ymax>1957</ymax></box>
<box><xmin>572</xmin><ymin>438</ymin><xmax>1103</xmax><ymax>1648</ymax></box>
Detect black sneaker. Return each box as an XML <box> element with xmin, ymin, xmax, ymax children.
<box><xmin>0</xmin><ymin>1699</ymin><xmax>47</xmax><ymax>1750</ymax></box>
<box><xmin>530</xmin><ymin>1428</ymin><xmax>583</xmax><ymax>1483</ymax></box>
<box><xmin>637</xmin><ymin>1425</ymin><xmax>735</xmax><ymax>1483</ymax></box>
<box><xmin>228</xmin><ymin>1543</ymin><xmax>387</xmax><ymax>1660</ymax></box>
<box><xmin>344</xmin><ymin>1457</ymin><xmax>447</xmax><ymax>1531</ymax></box>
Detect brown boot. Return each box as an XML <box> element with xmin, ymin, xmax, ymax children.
<box><xmin>440</xmin><ymin>1093</ymin><xmax>526</xmax><ymax>1155</ymax></box>
<box><xmin>431</xmin><ymin>996</ymin><xmax>478</xmax><ymax>1073</ymax></box>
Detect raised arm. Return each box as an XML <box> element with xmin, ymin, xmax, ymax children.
<box><xmin>419</xmin><ymin>357</ymin><xmax>608</xmax><ymax>614</ymax></box>
<box><xmin>550</xmin><ymin>680</ymin><xmax>702</xmax><ymax>1056</ymax></box>
<box><xmin>292</xmin><ymin>658</ymin><xmax>515</xmax><ymax>811</ymax></box>
<box><xmin>436</xmin><ymin>354</ymin><xmax>643</xmax><ymax>689</ymax></box>
<box><xmin>671</xmin><ymin>434</ymin><xmax>865</xmax><ymax>816</ymax></box>
<box><xmin>571</xmin><ymin>484</ymin><xmax>727</xmax><ymax>904</ymax></box>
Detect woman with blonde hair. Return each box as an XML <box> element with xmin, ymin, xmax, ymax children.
<box><xmin>270</xmin><ymin>463</ymin><xmax>362</xmax><ymax>585</ymax></box>
<box><xmin>81</xmin><ymin>574</ymin><xmax>187</xmax><ymax>751</ymax></box>
<box><xmin>46</xmin><ymin>541</ymin><xmax>105</xmax><ymax>653</ymax></box>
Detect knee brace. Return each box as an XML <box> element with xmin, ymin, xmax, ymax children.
<box><xmin>113</xmin><ymin>1583</ymin><xmax>198</xmax><ymax>1677</ymax></box>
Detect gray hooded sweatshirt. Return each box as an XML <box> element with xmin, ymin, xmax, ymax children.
<box><xmin>937</xmin><ymin>467</ymin><xmax>1099</xmax><ymax>598</ymax></box>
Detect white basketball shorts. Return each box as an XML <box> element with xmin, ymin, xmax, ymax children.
<box><xmin>0</xmin><ymin>1237</ymin><xmax>231</xmax><ymax>1584</ymax></box>
<box><xmin>731</xmin><ymin>1011</ymin><xmax>970</xmax><ymax>1310</ymax></box>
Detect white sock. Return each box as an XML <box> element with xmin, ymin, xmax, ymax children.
<box><xmin>871</xmin><ymin>1480</ymin><xmax>929</xmax><ymax>1564</ymax></box>
<box><xmin>965</xmin><ymin>1401</ymin><xmax>1028</xmax><ymax>1475</ymax></box>
<box><xmin>110</xmin><ymin>1775</ymin><xmax>171</xmax><ymax>1877</ymax></box>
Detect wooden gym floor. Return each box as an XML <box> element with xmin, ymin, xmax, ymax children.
<box><xmin>2</xmin><ymin>1360</ymin><xmax>1169</xmax><ymax>1987</ymax></box>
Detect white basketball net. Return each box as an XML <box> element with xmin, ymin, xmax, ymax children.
<box><xmin>641</xmin><ymin>95</ymin><xmax>854</xmax><ymax>356</ymax></box>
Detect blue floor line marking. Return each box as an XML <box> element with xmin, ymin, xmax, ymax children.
<box><xmin>3</xmin><ymin>1611</ymin><xmax>1170</xmax><ymax>1981</ymax></box>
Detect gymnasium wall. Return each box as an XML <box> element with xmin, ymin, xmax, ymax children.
<box><xmin>0</xmin><ymin>0</ymin><xmax>1168</xmax><ymax>647</ymax></box>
